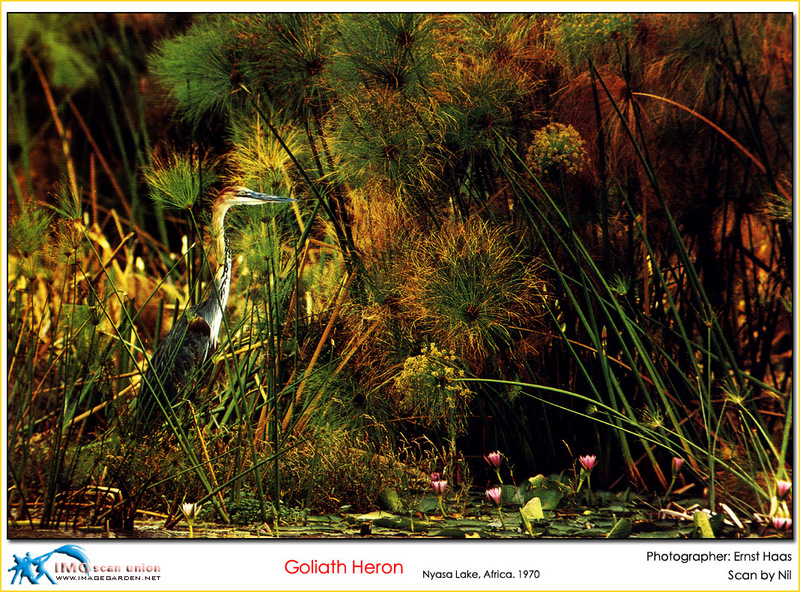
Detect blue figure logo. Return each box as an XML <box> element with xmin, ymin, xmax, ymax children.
<box><xmin>8</xmin><ymin>545</ymin><xmax>90</xmax><ymax>585</ymax></box>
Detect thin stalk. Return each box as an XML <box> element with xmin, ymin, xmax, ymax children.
<box><xmin>82</xmin><ymin>232</ymin><xmax>231</xmax><ymax>522</ymax></box>
<box><xmin>590</xmin><ymin>60</ymin><xmax>749</xmax><ymax>396</ymax></box>
<box><xmin>25</xmin><ymin>48</ymin><xmax>78</xmax><ymax>201</ymax></box>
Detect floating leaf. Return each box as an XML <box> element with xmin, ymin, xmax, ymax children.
<box><xmin>523</xmin><ymin>475</ymin><xmax>570</xmax><ymax>513</ymax></box>
<box><xmin>521</xmin><ymin>497</ymin><xmax>545</xmax><ymax>521</ymax></box>
<box><xmin>355</xmin><ymin>510</ymin><xmax>395</xmax><ymax>521</ymax></box>
<box><xmin>520</xmin><ymin>497</ymin><xmax>544</xmax><ymax>535</ymax></box>
<box><xmin>409</xmin><ymin>494</ymin><xmax>439</xmax><ymax>513</ymax></box>
<box><xmin>693</xmin><ymin>511</ymin><xmax>715</xmax><ymax>538</ymax></box>
<box><xmin>435</xmin><ymin>528</ymin><xmax>468</xmax><ymax>538</ymax></box>
<box><xmin>606</xmin><ymin>517</ymin><xmax>632</xmax><ymax>538</ymax></box>
<box><xmin>377</xmin><ymin>487</ymin><xmax>405</xmax><ymax>513</ymax></box>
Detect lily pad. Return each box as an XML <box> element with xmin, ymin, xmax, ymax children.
<box><xmin>355</xmin><ymin>510</ymin><xmax>395</xmax><ymax>521</ymax></box>
<box><xmin>408</xmin><ymin>493</ymin><xmax>440</xmax><ymax>513</ymax></box>
<box><xmin>606</xmin><ymin>517</ymin><xmax>632</xmax><ymax>538</ymax></box>
<box><xmin>377</xmin><ymin>487</ymin><xmax>406</xmax><ymax>513</ymax></box>
<box><xmin>521</xmin><ymin>497</ymin><xmax>545</xmax><ymax>521</ymax></box>
<box><xmin>524</xmin><ymin>475</ymin><xmax>570</xmax><ymax>514</ymax></box>
<box><xmin>519</xmin><ymin>497</ymin><xmax>545</xmax><ymax>535</ymax></box>
<box><xmin>693</xmin><ymin>511</ymin><xmax>716</xmax><ymax>538</ymax></box>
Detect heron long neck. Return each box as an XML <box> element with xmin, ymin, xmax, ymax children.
<box><xmin>206</xmin><ymin>204</ymin><xmax>234</xmax><ymax>344</ymax></box>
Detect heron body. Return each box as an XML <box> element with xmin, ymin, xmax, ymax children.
<box><xmin>137</xmin><ymin>186</ymin><xmax>295</xmax><ymax>424</ymax></box>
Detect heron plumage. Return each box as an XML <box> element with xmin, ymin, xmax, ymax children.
<box><xmin>137</xmin><ymin>186</ymin><xmax>295</xmax><ymax>425</ymax></box>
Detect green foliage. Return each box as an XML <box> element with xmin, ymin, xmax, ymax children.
<box><xmin>150</xmin><ymin>14</ymin><xmax>335</xmax><ymax>126</ymax></box>
<box><xmin>399</xmin><ymin>218</ymin><xmax>547</xmax><ymax>368</ymax></box>
<box><xmin>330</xmin><ymin>14</ymin><xmax>436</xmax><ymax>95</ymax></box>
<box><xmin>557</xmin><ymin>14</ymin><xmax>638</xmax><ymax>66</ymax></box>
<box><xmin>235</xmin><ymin>208</ymin><xmax>296</xmax><ymax>293</ymax></box>
<box><xmin>49</xmin><ymin>181</ymin><xmax>84</xmax><ymax>220</ymax></box>
<box><xmin>226</xmin><ymin>496</ymin><xmax>273</xmax><ymax>525</ymax></box>
<box><xmin>527</xmin><ymin>123</ymin><xmax>589</xmax><ymax>175</ymax></box>
<box><xmin>490</xmin><ymin>57</ymin><xmax>790</xmax><ymax>514</ymax></box>
<box><xmin>9</xmin><ymin>14</ymin><xmax>99</xmax><ymax>90</ymax></box>
<box><xmin>149</xmin><ymin>16</ymin><xmax>248</xmax><ymax>127</ymax></box>
<box><xmin>435</xmin><ymin>57</ymin><xmax>527</xmax><ymax>170</ymax></box>
<box><xmin>227</xmin><ymin>115</ymin><xmax>306</xmax><ymax>193</ymax></box>
<box><xmin>9</xmin><ymin>201</ymin><xmax>52</xmax><ymax>257</ymax></box>
<box><xmin>144</xmin><ymin>149</ymin><xmax>219</xmax><ymax>211</ymax></box>
<box><xmin>394</xmin><ymin>343</ymin><xmax>474</xmax><ymax>435</ymax></box>
<box><xmin>331</xmin><ymin>89</ymin><xmax>443</xmax><ymax>199</ymax></box>
<box><xmin>208</xmin><ymin>13</ymin><xmax>336</xmax><ymax>122</ymax></box>
<box><xmin>7</xmin><ymin>13</ymin><xmax>792</xmax><ymax>532</ymax></box>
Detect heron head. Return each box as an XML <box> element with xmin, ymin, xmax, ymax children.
<box><xmin>218</xmin><ymin>186</ymin><xmax>296</xmax><ymax>208</ymax></box>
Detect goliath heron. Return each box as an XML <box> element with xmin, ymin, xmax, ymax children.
<box><xmin>137</xmin><ymin>186</ymin><xmax>295</xmax><ymax>424</ymax></box>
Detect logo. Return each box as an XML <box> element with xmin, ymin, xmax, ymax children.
<box><xmin>8</xmin><ymin>545</ymin><xmax>90</xmax><ymax>585</ymax></box>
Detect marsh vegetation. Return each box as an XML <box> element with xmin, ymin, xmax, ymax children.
<box><xmin>6</xmin><ymin>13</ymin><xmax>792</xmax><ymax>538</ymax></box>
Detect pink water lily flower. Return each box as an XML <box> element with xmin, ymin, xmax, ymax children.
<box><xmin>484</xmin><ymin>451</ymin><xmax>502</xmax><ymax>468</ymax></box>
<box><xmin>672</xmin><ymin>457</ymin><xmax>684</xmax><ymax>474</ymax></box>
<box><xmin>771</xmin><ymin>516</ymin><xmax>792</xmax><ymax>531</ymax></box>
<box><xmin>579</xmin><ymin>454</ymin><xmax>597</xmax><ymax>472</ymax></box>
<box><xmin>776</xmin><ymin>480</ymin><xmax>791</xmax><ymax>499</ymax></box>
<box><xmin>431</xmin><ymin>475</ymin><xmax>449</xmax><ymax>517</ymax></box>
<box><xmin>485</xmin><ymin>486</ymin><xmax>502</xmax><ymax>505</ymax></box>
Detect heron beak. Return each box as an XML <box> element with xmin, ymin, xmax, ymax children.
<box><xmin>246</xmin><ymin>190</ymin><xmax>296</xmax><ymax>203</ymax></box>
